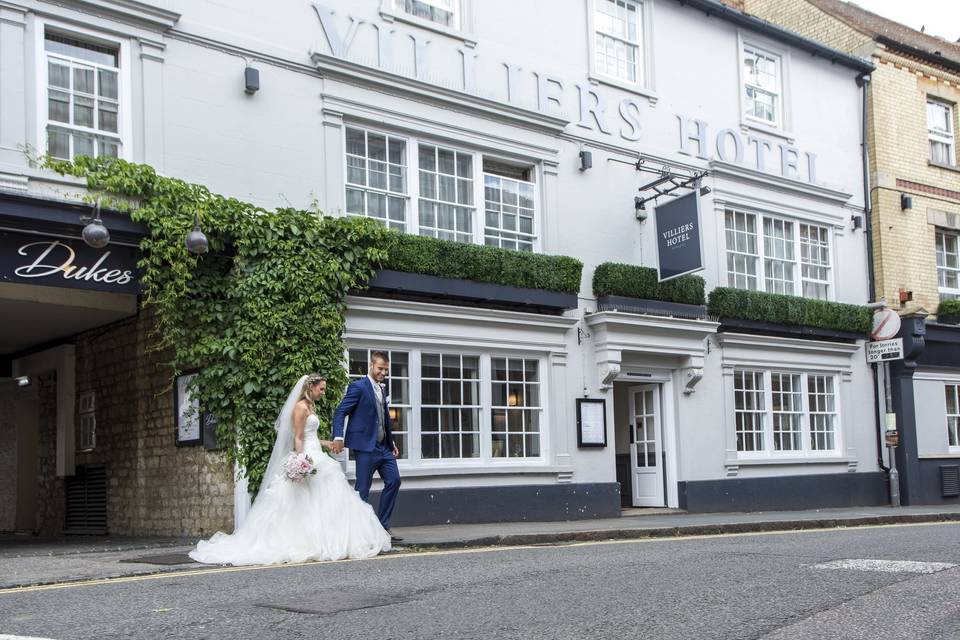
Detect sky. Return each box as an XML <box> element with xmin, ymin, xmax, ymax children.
<box><xmin>849</xmin><ymin>0</ymin><xmax>960</xmax><ymax>42</ymax></box>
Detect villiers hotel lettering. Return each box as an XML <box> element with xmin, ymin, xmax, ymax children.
<box><xmin>311</xmin><ymin>3</ymin><xmax>820</xmax><ymax>184</ymax></box>
<box><xmin>663</xmin><ymin>222</ymin><xmax>694</xmax><ymax>248</ymax></box>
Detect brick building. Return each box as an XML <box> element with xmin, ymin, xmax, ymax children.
<box><xmin>744</xmin><ymin>0</ymin><xmax>960</xmax><ymax>505</ymax></box>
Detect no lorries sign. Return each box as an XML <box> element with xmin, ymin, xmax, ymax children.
<box><xmin>871</xmin><ymin>308</ymin><xmax>901</xmax><ymax>341</ymax></box>
<box><xmin>866</xmin><ymin>338</ymin><xmax>904</xmax><ymax>363</ymax></box>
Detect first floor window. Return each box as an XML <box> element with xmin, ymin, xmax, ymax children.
<box><xmin>928</xmin><ymin>99</ymin><xmax>956</xmax><ymax>166</ymax></box>
<box><xmin>937</xmin><ymin>229</ymin><xmax>960</xmax><ymax>301</ymax></box>
<box><xmin>734</xmin><ymin>369</ymin><xmax>840</xmax><ymax>456</ymax></box>
<box><xmin>725</xmin><ymin>208</ymin><xmax>832</xmax><ymax>298</ymax></box>
<box><xmin>947</xmin><ymin>384</ymin><xmax>960</xmax><ymax>449</ymax></box>
<box><xmin>45</xmin><ymin>30</ymin><xmax>121</xmax><ymax>160</ymax></box>
<box><xmin>346</xmin><ymin>348</ymin><xmax>544</xmax><ymax>464</ymax></box>
<box><xmin>345</xmin><ymin>127</ymin><xmax>407</xmax><ymax>230</ymax></box>
<box><xmin>483</xmin><ymin>169</ymin><xmax>536</xmax><ymax>252</ymax></box>
<box><xmin>417</xmin><ymin>143</ymin><xmax>475</xmax><ymax>243</ymax></box>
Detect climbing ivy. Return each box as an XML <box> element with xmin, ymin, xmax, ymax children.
<box><xmin>44</xmin><ymin>156</ymin><xmax>393</xmax><ymax>492</ymax></box>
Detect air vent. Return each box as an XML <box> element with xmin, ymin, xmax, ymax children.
<box><xmin>941</xmin><ymin>465</ymin><xmax>960</xmax><ymax>498</ymax></box>
<box><xmin>65</xmin><ymin>464</ymin><xmax>107</xmax><ymax>534</ymax></box>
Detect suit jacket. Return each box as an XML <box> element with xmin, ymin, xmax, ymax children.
<box><xmin>332</xmin><ymin>377</ymin><xmax>394</xmax><ymax>453</ymax></box>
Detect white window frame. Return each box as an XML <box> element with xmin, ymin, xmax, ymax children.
<box><xmin>344</xmin><ymin>346</ymin><xmax>547</xmax><ymax>468</ymax></box>
<box><xmin>947</xmin><ymin>383</ymin><xmax>960</xmax><ymax>453</ymax></box>
<box><xmin>342</xmin><ymin>124</ymin><xmax>542</xmax><ymax>251</ymax></box>
<box><xmin>347</xmin><ymin>348</ymin><xmax>412</xmax><ymax>460</ymax></box>
<box><xmin>482</xmin><ymin>170</ymin><xmax>538</xmax><ymax>252</ymax></box>
<box><xmin>724</xmin><ymin>208</ymin><xmax>833</xmax><ymax>300</ymax></box>
<box><xmin>36</xmin><ymin>20</ymin><xmax>133</xmax><ymax>162</ymax></box>
<box><xmin>378</xmin><ymin>0</ymin><xmax>475</xmax><ymax>43</ymax></box>
<box><xmin>937</xmin><ymin>228</ymin><xmax>960</xmax><ymax>301</ymax></box>
<box><xmin>586</xmin><ymin>0</ymin><xmax>656</xmax><ymax>100</ymax></box>
<box><xmin>344</xmin><ymin>126</ymin><xmax>411</xmax><ymax>231</ymax></box>
<box><xmin>738</xmin><ymin>34</ymin><xmax>791</xmax><ymax>137</ymax></box>
<box><xmin>733</xmin><ymin>369</ymin><xmax>842</xmax><ymax>459</ymax></box>
<box><xmin>928</xmin><ymin>99</ymin><xmax>956</xmax><ymax>167</ymax></box>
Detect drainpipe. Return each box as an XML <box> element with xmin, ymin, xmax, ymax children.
<box><xmin>857</xmin><ymin>73</ymin><xmax>889</xmax><ymax>475</ymax></box>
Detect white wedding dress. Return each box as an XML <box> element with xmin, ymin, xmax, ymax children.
<box><xmin>190</xmin><ymin>412</ymin><xmax>391</xmax><ymax>565</ymax></box>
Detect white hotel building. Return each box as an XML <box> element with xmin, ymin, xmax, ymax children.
<box><xmin>0</xmin><ymin>0</ymin><xmax>887</xmax><ymax>534</ymax></box>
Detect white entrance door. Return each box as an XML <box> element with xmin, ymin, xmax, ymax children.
<box><xmin>628</xmin><ymin>384</ymin><xmax>665</xmax><ymax>507</ymax></box>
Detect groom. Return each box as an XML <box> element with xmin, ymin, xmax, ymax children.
<box><xmin>332</xmin><ymin>351</ymin><xmax>402</xmax><ymax>542</ymax></box>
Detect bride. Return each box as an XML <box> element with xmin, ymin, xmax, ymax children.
<box><xmin>190</xmin><ymin>374</ymin><xmax>392</xmax><ymax>565</ymax></box>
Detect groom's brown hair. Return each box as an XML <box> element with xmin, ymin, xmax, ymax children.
<box><xmin>370</xmin><ymin>351</ymin><xmax>389</xmax><ymax>364</ymax></box>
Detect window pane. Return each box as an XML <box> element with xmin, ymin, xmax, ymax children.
<box><xmin>98</xmin><ymin>69</ymin><xmax>118</xmax><ymax>100</ymax></box>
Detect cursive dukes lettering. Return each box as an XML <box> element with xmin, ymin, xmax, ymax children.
<box><xmin>14</xmin><ymin>241</ymin><xmax>133</xmax><ymax>285</ymax></box>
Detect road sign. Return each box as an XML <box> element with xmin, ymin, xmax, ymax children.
<box><xmin>871</xmin><ymin>308</ymin><xmax>901</xmax><ymax>341</ymax></box>
<box><xmin>866</xmin><ymin>338</ymin><xmax>904</xmax><ymax>363</ymax></box>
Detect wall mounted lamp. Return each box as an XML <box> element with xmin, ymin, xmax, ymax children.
<box><xmin>184</xmin><ymin>211</ymin><xmax>209</xmax><ymax>254</ymax></box>
<box><xmin>244</xmin><ymin>66</ymin><xmax>260</xmax><ymax>95</ymax></box>
<box><xmin>578</xmin><ymin>150</ymin><xmax>593</xmax><ymax>171</ymax></box>
<box><xmin>900</xmin><ymin>193</ymin><xmax>913</xmax><ymax>210</ymax></box>
<box><xmin>80</xmin><ymin>199</ymin><xmax>110</xmax><ymax>248</ymax></box>
<box><xmin>851</xmin><ymin>214</ymin><xmax>863</xmax><ymax>230</ymax></box>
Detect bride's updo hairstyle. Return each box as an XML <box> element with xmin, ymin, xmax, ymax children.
<box><xmin>299</xmin><ymin>374</ymin><xmax>326</xmax><ymax>411</ymax></box>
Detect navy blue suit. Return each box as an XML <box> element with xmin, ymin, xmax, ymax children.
<box><xmin>333</xmin><ymin>377</ymin><xmax>400</xmax><ymax>529</ymax></box>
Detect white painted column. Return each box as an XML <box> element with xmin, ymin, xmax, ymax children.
<box><xmin>0</xmin><ymin>3</ymin><xmax>28</xmax><ymax>179</ymax></box>
<box><xmin>320</xmin><ymin>103</ymin><xmax>345</xmax><ymax>216</ymax></box>
<box><xmin>13</xmin><ymin>344</ymin><xmax>76</xmax><ymax>477</ymax></box>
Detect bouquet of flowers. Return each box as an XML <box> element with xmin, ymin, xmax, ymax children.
<box><xmin>284</xmin><ymin>452</ymin><xmax>317</xmax><ymax>483</ymax></box>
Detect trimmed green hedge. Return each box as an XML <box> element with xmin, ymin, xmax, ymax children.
<box><xmin>592</xmin><ymin>262</ymin><xmax>705</xmax><ymax>305</ymax></box>
<box><xmin>707</xmin><ymin>287</ymin><xmax>871</xmax><ymax>334</ymax></box>
<box><xmin>381</xmin><ymin>233</ymin><xmax>583</xmax><ymax>294</ymax></box>
<box><xmin>938</xmin><ymin>298</ymin><xmax>960</xmax><ymax>318</ymax></box>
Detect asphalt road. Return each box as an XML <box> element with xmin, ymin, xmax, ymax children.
<box><xmin>1</xmin><ymin>522</ymin><xmax>959</xmax><ymax>640</ymax></box>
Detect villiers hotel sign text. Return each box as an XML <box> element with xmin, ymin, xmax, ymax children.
<box><xmin>311</xmin><ymin>3</ymin><xmax>819</xmax><ymax>184</ymax></box>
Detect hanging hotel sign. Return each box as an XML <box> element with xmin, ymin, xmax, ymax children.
<box><xmin>654</xmin><ymin>191</ymin><xmax>704</xmax><ymax>282</ymax></box>
<box><xmin>0</xmin><ymin>231</ymin><xmax>138</xmax><ymax>295</ymax></box>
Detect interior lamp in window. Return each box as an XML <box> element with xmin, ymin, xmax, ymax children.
<box><xmin>507</xmin><ymin>392</ymin><xmax>520</xmax><ymax>407</ymax></box>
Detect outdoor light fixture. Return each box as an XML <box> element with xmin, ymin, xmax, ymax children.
<box><xmin>80</xmin><ymin>199</ymin><xmax>110</xmax><ymax>249</ymax></box>
<box><xmin>901</xmin><ymin>193</ymin><xmax>913</xmax><ymax>210</ymax></box>
<box><xmin>634</xmin><ymin>196</ymin><xmax>647</xmax><ymax>221</ymax></box>
<box><xmin>184</xmin><ymin>212</ymin><xmax>209</xmax><ymax>254</ymax></box>
<box><xmin>16</xmin><ymin>376</ymin><xmax>31</xmax><ymax>387</ymax></box>
<box><xmin>244</xmin><ymin>66</ymin><xmax>260</xmax><ymax>94</ymax></box>
<box><xmin>579</xmin><ymin>150</ymin><xmax>593</xmax><ymax>171</ymax></box>
<box><xmin>699</xmin><ymin>185</ymin><xmax>711</xmax><ymax>196</ymax></box>
<box><xmin>851</xmin><ymin>214</ymin><xmax>863</xmax><ymax>230</ymax></box>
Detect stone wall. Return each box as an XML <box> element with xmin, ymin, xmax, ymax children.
<box><xmin>36</xmin><ymin>372</ymin><xmax>63</xmax><ymax>535</ymax></box>
<box><xmin>0</xmin><ymin>382</ymin><xmax>16</xmax><ymax>531</ymax></box>
<box><xmin>74</xmin><ymin>308</ymin><xmax>234</xmax><ymax>537</ymax></box>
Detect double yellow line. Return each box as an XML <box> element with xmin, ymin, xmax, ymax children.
<box><xmin>1</xmin><ymin>520</ymin><xmax>955</xmax><ymax>596</ymax></box>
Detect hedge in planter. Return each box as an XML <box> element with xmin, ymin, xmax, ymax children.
<box><xmin>383</xmin><ymin>233</ymin><xmax>582</xmax><ymax>295</ymax></box>
<box><xmin>592</xmin><ymin>262</ymin><xmax>705</xmax><ymax>305</ymax></box>
<box><xmin>938</xmin><ymin>298</ymin><xmax>960</xmax><ymax>323</ymax></box>
<box><xmin>707</xmin><ymin>287</ymin><xmax>871</xmax><ymax>334</ymax></box>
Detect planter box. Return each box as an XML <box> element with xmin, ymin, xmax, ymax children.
<box><xmin>362</xmin><ymin>269</ymin><xmax>578</xmax><ymax>314</ymax></box>
<box><xmin>717</xmin><ymin>316</ymin><xmax>865</xmax><ymax>342</ymax></box>
<box><xmin>597</xmin><ymin>295</ymin><xmax>707</xmax><ymax>320</ymax></box>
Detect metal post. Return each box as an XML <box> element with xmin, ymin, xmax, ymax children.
<box><xmin>883</xmin><ymin>361</ymin><xmax>900</xmax><ymax>507</ymax></box>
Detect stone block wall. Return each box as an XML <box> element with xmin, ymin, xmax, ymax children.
<box><xmin>36</xmin><ymin>372</ymin><xmax>63</xmax><ymax>535</ymax></box>
<box><xmin>0</xmin><ymin>382</ymin><xmax>16</xmax><ymax>531</ymax></box>
<box><xmin>74</xmin><ymin>308</ymin><xmax>234</xmax><ymax>537</ymax></box>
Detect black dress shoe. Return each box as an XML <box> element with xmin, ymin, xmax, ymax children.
<box><xmin>386</xmin><ymin>529</ymin><xmax>404</xmax><ymax>543</ymax></box>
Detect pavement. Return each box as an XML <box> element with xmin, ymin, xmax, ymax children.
<box><xmin>2</xmin><ymin>503</ymin><xmax>959</xmax><ymax>590</ymax></box>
